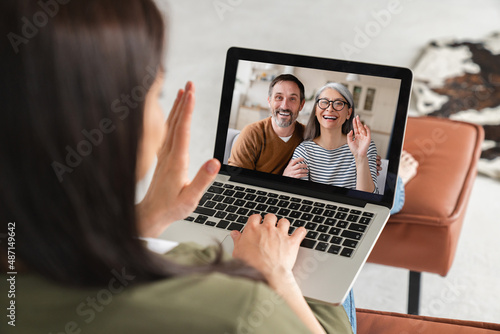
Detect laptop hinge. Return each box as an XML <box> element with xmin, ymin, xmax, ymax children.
<box><xmin>228</xmin><ymin>173</ymin><xmax>368</xmax><ymax>208</ymax></box>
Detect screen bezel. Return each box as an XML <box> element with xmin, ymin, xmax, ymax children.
<box><xmin>214</xmin><ymin>47</ymin><xmax>412</xmax><ymax>209</ymax></box>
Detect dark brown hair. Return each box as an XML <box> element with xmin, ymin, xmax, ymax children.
<box><xmin>0</xmin><ymin>0</ymin><xmax>262</xmax><ymax>286</ymax></box>
<box><xmin>268</xmin><ymin>74</ymin><xmax>305</xmax><ymax>102</ymax></box>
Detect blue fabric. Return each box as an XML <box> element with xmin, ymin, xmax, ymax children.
<box><xmin>390</xmin><ymin>176</ymin><xmax>406</xmax><ymax>215</ymax></box>
<box><xmin>342</xmin><ymin>289</ymin><xmax>357</xmax><ymax>334</ymax></box>
<box><xmin>339</xmin><ymin>182</ymin><xmax>405</xmax><ymax>334</ymax></box>
<box><xmin>340</xmin><ymin>178</ymin><xmax>405</xmax><ymax>334</ymax></box>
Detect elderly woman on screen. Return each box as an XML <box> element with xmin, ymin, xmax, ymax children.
<box><xmin>287</xmin><ymin>83</ymin><xmax>379</xmax><ymax>193</ymax></box>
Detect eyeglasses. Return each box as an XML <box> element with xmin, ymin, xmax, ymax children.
<box><xmin>317</xmin><ymin>98</ymin><xmax>349</xmax><ymax>111</ymax></box>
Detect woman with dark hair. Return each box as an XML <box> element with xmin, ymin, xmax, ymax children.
<box><xmin>0</xmin><ymin>1</ymin><xmax>352</xmax><ymax>333</ymax></box>
<box><xmin>290</xmin><ymin>83</ymin><xmax>379</xmax><ymax>193</ymax></box>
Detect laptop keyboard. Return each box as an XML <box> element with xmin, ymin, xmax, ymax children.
<box><xmin>185</xmin><ymin>181</ymin><xmax>375</xmax><ymax>258</ymax></box>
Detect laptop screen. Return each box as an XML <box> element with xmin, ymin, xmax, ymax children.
<box><xmin>214</xmin><ymin>47</ymin><xmax>412</xmax><ymax>209</ymax></box>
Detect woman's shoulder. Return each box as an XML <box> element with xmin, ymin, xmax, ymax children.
<box><xmin>123</xmin><ymin>272</ymin><xmax>311</xmax><ymax>333</ymax></box>
<box><xmin>11</xmin><ymin>267</ymin><xmax>309</xmax><ymax>333</ymax></box>
<box><xmin>120</xmin><ymin>242</ymin><xmax>310</xmax><ymax>332</ymax></box>
<box><xmin>10</xmin><ymin>240</ymin><xmax>313</xmax><ymax>334</ymax></box>
<box><xmin>296</xmin><ymin>140</ymin><xmax>317</xmax><ymax>150</ymax></box>
<box><xmin>293</xmin><ymin>140</ymin><xmax>315</xmax><ymax>158</ymax></box>
<box><xmin>126</xmin><ymin>271</ymin><xmax>267</xmax><ymax>318</ymax></box>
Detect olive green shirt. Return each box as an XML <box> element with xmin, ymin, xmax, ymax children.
<box><xmin>1</xmin><ymin>243</ymin><xmax>352</xmax><ymax>333</ymax></box>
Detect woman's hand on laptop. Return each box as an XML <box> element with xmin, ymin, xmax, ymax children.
<box><xmin>231</xmin><ymin>214</ymin><xmax>326</xmax><ymax>334</ymax></box>
<box><xmin>230</xmin><ymin>214</ymin><xmax>305</xmax><ymax>284</ymax></box>
<box><xmin>137</xmin><ymin>82</ymin><xmax>220</xmax><ymax>238</ymax></box>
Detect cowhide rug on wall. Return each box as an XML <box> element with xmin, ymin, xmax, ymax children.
<box><xmin>412</xmin><ymin>31</ymin><xmax>500</xmax><ymax>180</ymax></box>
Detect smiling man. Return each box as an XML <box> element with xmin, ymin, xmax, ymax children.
<box><xmin>228</xmin><ymin>74</ymin><xmax>307</xmax><ymax>175</ymax></box>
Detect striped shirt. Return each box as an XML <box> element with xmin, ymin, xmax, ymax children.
<box><xmin>292</xmin><ymin>140</ymin><xmax>378</xmax><ymax>193</ymax></box>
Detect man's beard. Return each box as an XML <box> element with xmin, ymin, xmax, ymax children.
<box><xmin>272</xmin><ymin>108</ymin><xmax>297</xmax><ymax>128</ymax></box>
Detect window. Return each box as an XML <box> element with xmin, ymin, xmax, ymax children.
<box><xmin>353</xmin><ymin>86</ymin><xmax>362</xmax><ymax>108</ymax></box>
<box><xmin>364</xmin><ymin>88</ymin><xmax>376</xmax><ymax>111</ymax></box>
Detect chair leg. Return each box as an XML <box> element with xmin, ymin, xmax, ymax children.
<box><xmin>408</xmin><ymin>271</ymin><xmax>421</xmax><ymax>315</ymax></box>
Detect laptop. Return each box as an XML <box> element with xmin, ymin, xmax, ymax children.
<box><xmin>160</xmin><ymin>47</ymin><xmax>412</xmax><ymax>305</ymax></box>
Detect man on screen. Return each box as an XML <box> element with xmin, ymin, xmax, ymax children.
<box><xmin>228</xmin><ymin>74</ymin><xmax>309</xmax><ymax>177</ymax></box>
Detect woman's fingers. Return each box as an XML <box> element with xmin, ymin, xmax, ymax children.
<box><xmin>170</xmin><ymin>93</ymin><xmax>194</xmax><ymax>163</ymax></box>
<box><xmin>352</xmin><ymin>116</ymin><xmax>370</xmax><ymax>142</ymax></box>
<box><xmin>160</xmin><ymin>89</ymin><xmax>182</xmax><ymax>155</ymax></box>
<box><xmin>163</xmin><ymin>82</ymin><xmax>194</xmax><ymax>155</ymax></box>
<box><xmin>167</xmin><ymin>83</ymin><xmax>195</xmax><ymax>157</ymax></box>
<box><xmin>290</xmin><ymin>226</ymin><xmax>307</xmax><ymax>244</ymax></box>
<box><xmin>166</xmin><ymin>88</ymin><xmax>183</xmax><ymax>127</ymax></box>
<box><xmin>352</xmin><ymin>116</ymin><xmax>358</xmax><ymax>136</ymax></box>
<box><xmin>230</xmin><ymin>229</ymin><xmax>242</xmax><ymax>244</ymax></box>
<box><xmin>176</xmin><ymin>158</ymin><xmax>220</xmax><ymax>211</ymax></box>
<box><xmin>354</xmin><ymin>116</ymin><xmax>364</xmax><ymax>136</ymax></box>
<box><xmin>244</xmin><ymin>213</ymin><xmax>264</xmax><ymax>229</ymax></box>
<box><xmin>261</xmin><ymin>212</ymin><xmax>277</xmax><ymax>228</ymax></box>
<box><xmin>292</xmin><ymin>161</ymin><xmax>308</xmax><ymax>178</ymax></box>
<box><xmin>364</xmin><ymin>123</ymin><xmax>371</xmax><ymax>138</ymax></box>
<box><xmin>277</xmin><ymin>218</ymin><xmax>290</xmax><ymax>233</ymax></box>
<box><xmin>289</xmin><ymin>157</ymin><xmax>306</xmax><ymax>168</ymax></box>
<box><xmin>347</xmin><ymin>129</ymin><xmax>354</xmax><ymax>143</ymax></box>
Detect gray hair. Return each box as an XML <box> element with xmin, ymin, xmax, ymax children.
<box><xmin>304</xmin><ymin>82</ymin><xmax>356</xmax><ymax>141</ymax></box>
<box><xmin>314</xmin><ymin>82</ymin><xmax>354</xmax><ymax>107</ymax></box>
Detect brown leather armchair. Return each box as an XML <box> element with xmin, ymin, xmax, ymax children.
<box><xmin>367</xmin><ymin>116</ymin><xmax>485</xmax><ymax>315</ymax></box>
<box><xmin>357</xmin><ymin>308</ymin><xmax>500</xmax><ymax>333</ymax></box>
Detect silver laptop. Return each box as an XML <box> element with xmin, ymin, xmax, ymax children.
<box><xmin>160</xmin><ymin>47</ymin><xmax>412</xmax><ymax>305</ymax></box>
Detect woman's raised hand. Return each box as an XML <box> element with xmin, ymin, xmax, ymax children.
<box><xmin>137</xmin><ymin>82</ymin><xmax>221</xmax><ymax>237</ymax></box>
<box><xmin>347</xmin><ymin>115</ymin><xmax>371</xmax><ymax>160</ymax></box>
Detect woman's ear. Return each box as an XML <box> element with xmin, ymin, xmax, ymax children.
<box><xmin>347</xmin><ymin>108</ymin><xmax>353</xmax><ymax>119</ymax></box>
